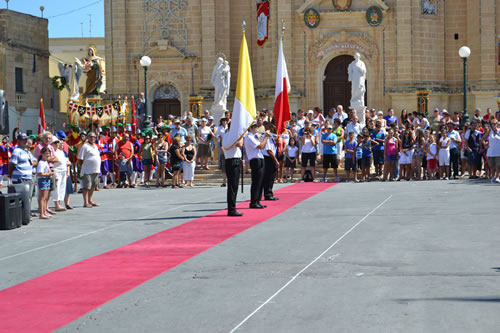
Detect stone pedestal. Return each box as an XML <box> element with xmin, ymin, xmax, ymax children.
<box><xmin>350</xmin><ymin>101</ymin><xmax>366</xmax><ymax>125</ymax></box>
<box><xmin>210</xmin><ymin>104</ymin><xmax>226</xmax><ymax>123</ymax></box>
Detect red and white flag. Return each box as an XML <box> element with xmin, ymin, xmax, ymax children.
<box><xmin>273</xmin><ymin>36</ymin><xmax>291</xmax><ymax>134</ymax></box>
<box><xmin>257</xmin><ymin>1</ymin><xmax>269</xmax><ymax>47</ymax></box>
<box><xmin>38</xmin><ymin>98</ymin><xmax>46</xmax><ymax>135</ymax></box>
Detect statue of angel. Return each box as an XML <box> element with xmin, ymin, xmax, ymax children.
<box><xmin>58</xmin><ymin>61</ymin><xmax>82</xmax><ymax>101</ymax></box>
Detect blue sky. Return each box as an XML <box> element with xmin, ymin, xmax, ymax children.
<box><xmin>4</xmin><ymin>0</ymin><xmax>104</xmax><ymax>38</ymax></box>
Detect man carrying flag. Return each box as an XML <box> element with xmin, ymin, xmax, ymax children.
<box><xmin>222</xmin><ymin>21</ymin><xmax>257</xmax><ymax>217</ymax></box>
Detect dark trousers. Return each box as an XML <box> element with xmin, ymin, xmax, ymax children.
<box><xmin>450</xmin><ymin>148</ymin><xmax>460</xmax><ymax>177</ymax></box>
<box><xmin>263</xmin><ymin>156</ymin><xmax>276</xmax><ymax>199</ymax></box>
<box><xmin>225</xmin><ymin>158</ymin><xmax>241</xmax><ymax>213</ymax></box>
<box><xmin>249</xmin><ymin>158</ymin><xmax>264</xmax><ymax>205</ymax></box>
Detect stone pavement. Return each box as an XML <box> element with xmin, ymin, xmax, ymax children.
<box><xmin>0</xmin><ymin>180</ymin><xmax>499</xmax><ymax>332</ymax></box>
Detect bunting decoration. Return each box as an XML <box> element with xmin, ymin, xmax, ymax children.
<box><xmin>67</xmin><ymin>100</ymin><xmax>125</xmax><ymax>126</ymax></box>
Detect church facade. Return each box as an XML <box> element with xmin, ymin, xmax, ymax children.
<box><xmin>104</xmin><ymin>0</ymin><xmax>500</xmax><ymax>120</ymax></box>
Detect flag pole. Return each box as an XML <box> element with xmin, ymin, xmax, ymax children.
<box><xmin>241</xmin><ymin>17</ymin><xmax>246</xmax><ymax>195</ymax></box>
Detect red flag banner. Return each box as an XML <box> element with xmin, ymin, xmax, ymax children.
<box><xmin>131</xmin><ymin>97</ymin><xmax>137</xmax><ymax>133</ymax></box>
<box><xmin>257</xmin><ymin>1</ymin><xmax>269</xmax><ymax>47</ymax></box>
<box><xmin>38</xmin><ymin>99</ymin><xmax>46</xmax><ymax>135</ymax></box>
<box><xmin>273</xmin><ymin>37</ymin><xmax>291</xmax><ymax>134</ymax></box>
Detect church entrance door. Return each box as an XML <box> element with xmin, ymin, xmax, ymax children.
<box><xmin>323</xmin><ymin>55</ymin><xmax>354</xmax><ymax>114</ymax></box>
<box><xmin>152</xmin><ymin>85</ymin><xmax>181</xmax><ymax>121</ymax></box>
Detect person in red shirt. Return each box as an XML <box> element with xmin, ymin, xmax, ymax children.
<box><xmin>116</xmin><ymin>133</ymin><xmax>134</xmax><ymax>188</ymax></box>
<box><xmin>0</xmin><ymin>135</ymin><xmax>10</xmax><ymax>188</ymax></box>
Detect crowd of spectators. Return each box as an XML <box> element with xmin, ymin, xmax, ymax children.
<box><xmin>1</xmin><ymin>105</ymin><xmax>499</xmax><ymax>220</ymax></box>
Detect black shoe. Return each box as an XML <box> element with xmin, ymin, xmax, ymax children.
<box><xmin>264</xmin><ymin>196</ymin><xmax>279</xmax><ymax>201</ymax></box>
<box><xmin>228</xmin><ymin>211</ymin><xmax>243</xmax><ymax>217</ymax></box>
<box><xmin>249</xmin><ymin>203</ymin><xmax>266</xmax><ymax>209</ymax></box>
<box><xmin>220</xmin><ymin>183</ymin><xmax>226</xmax><ymax>187</ymax></box>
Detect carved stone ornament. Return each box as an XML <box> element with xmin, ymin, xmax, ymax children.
<box><xmin>153</xmin><ymin>84</ymin><xmax>180</xmax><ymax>100</ymax></box>
<box><xmin>332</xmin><ymin>0</ymin><xmax>352</xmax><ymax>11</ymax></box>
<box><xmin>142</xmin><ymin>0</ymin><xmax>188</xmax><ymax>50</ymax></box>
<box><xmin>309</xmin><ymin>31</ymin><xmax>379</xmax><ymax>62</ymax></box>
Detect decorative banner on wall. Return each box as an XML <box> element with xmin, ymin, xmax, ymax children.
<box><xmin>333</xmin><ymin>0</ymin><xmax>352</xmax><ymax>11</ymax></box>
<box><xmin>67</xmin><ymin>100</ymin><xmax>124</xmax><ymax>126</ymax></box>
<box><xmin>366</xmin><ymin>6</ymin><xmax>383</xmax><ymax>26</ymax></box>
<box><xmin>257</xmin><ymin>1</ymin><xmax>269</xmax><ymax>47</ymax></box>
<box><xmin>304</xmin><ymin>8</ymin><xmax>320</xmax><ymax>29</ymax></box>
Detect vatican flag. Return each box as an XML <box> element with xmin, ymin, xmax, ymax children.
<box><xmin>223</xmin><ymin>32</ymin><xmax>256</xmax><ymax>149</ymax></box>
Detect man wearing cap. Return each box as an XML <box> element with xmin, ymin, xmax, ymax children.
<box><xmin>8</xmin><ymin>133</ymin><xmax>37</xmax><ymax>213</ymax></box>
<box><xmin>170</xmin><ymin>118</ymin><xmax>188</xmax><ymax>143</ymax></box>
<box><xmin>430</xmin><ymin>108</ymin><xmax>441</xmax><ymax>132</ymax></box>
<box><xmin>244</xmin><ymin>123</ymin><xmax>271</xmax><ymax>209</ymax></box>
<box><xmin>222</xmin><ymin>122</ymin><xmax>244</xmax><ymax>216</ymax></box>
<box><xmin>262</xmin><ymin>123</ymin><xmax>279</xmax><ymax>201</ymax></box>
<box><xmin>321</xmin><ymin>124</ymin><xmax>338</xmax><ymax>182</ymax></box>
<box><xmin>447</xmin><ymin>122</ymin><xmax>462</xmax><ymax>179</ymax></box>
<box><xmin>182</xmin><ymin>116</ymin><xmax>198</xmax><ymax>145</ymax></box>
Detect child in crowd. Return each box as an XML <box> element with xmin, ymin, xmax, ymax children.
<box><xmin>400</xmin><ymin>130</ymin><xmax>414</xmax><ymax>181</ymax></box>
<box><xmin>360</xmin><ymin>127</ymin><xmax>378</xmax><ymax>182</ymax></box>
<box><xmin>412</xmin><ymin>129</ymin><xmax>426</xmax><ymax>180</ymax></box>
<box><xmin>438</xmin><ymin>127</ymin><xmax>451</xmax><ymax>180</ymax></box>
<box><xmin>118</xmin><ymin>152</ymin><xmax>129</xmax><ymax>188</ymax></box>
<box><xmin>36</xmin><ymin>147</ymin><xmax>55</xmax><ymax>219</ymax></box>
<box><xmin>355</xmin><ymin>135</ymin><xmax>364</xmax><ymax>181</ymax></box>
<box><xmin>344</xmin><ymin>131</ymin><xmax>358</xmax><ymax>182</ymax></box>
<box><xmin>383</xmin><ymin>129</ymin><xmax>398</xmax><ymax>181</ymax></box>
<box><xmin>426</xmin><ymin>134</ymin><xmax>438</xmax><ymax>179</ymax></box>
<box><xmin>284</xmin><ymin>137</ymin><xmax>299</xmax><ymax>183</ymax></box>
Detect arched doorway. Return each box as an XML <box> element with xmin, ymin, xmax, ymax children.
<box><xmin>323</xmin><ymin>55</ymin><xmax>354</xmax><ymax>114</ymax></box>
<box><xmin>152</xmin><ymin>85</ymin><xmax>181</xmax><ymax>121</ymax></box>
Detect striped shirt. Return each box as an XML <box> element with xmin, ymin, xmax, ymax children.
<box><xmin>10</xmin><ymin>147</ymin><xmax>34</xmax><ymax>181</ymax></box>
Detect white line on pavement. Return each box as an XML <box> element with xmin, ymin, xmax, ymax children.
<box><xmin>229</xmin><ymin>195</ymin><xmax>393</xmax><ymax>333</ymax></box>
<box><xmin>0</xmin><ymin>198</ymin><xmax>211</xmax><ymax>262</ymax></box>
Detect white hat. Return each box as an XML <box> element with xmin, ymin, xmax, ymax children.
<box><xmin>50</xmin><ymin>136</ymin><xmax>60</xmax><ymax>144</ymax></box>
<box><xmin>307</xmin><ymin>110</ymin><xmax>314</xmax><ymax>114</ymax></box>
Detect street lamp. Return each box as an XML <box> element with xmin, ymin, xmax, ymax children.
<box><xmin>140</xmin><ymin>55</ymin><xmax>152</xmax><ymax>128</ymax></box>
<box><xmin>459</xmin><ymin>46</ymin><xmax>471</xmax><ymax>127</ymax></box>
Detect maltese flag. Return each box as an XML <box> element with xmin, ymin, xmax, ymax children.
<box><xmin>273</xmin><ymin>36</ymin><xmax>291</xmax><ymax>134</ymax></box>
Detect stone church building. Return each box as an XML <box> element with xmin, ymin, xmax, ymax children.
<box><xmin>104</xmin><ymin>0</ymin><xmax>500</xmax><ymax>120</ymax></box>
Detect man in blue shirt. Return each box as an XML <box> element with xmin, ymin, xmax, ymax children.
<box><xmin>170</xmin><ymin>119</ymin><xmax>188</xmax><ymax>143</ymax></box>
<box><xmin>383</xmin><ymin>108</ymin><xmax>398</xmax><ymax>130</ymax></box>
<box><xmin>8</xmin><ymin>133</ymin><xmax>36</xmax><ymax>214</ymax></box>
<box><xmin>371</xmin><ymin>122</ymin><xmax>385</xmax><ymax>179</ymax></box>
<box><xmin>321</xmin><ymin>125</ymin><xmax>338</xmax><ymax>181</ymax></box>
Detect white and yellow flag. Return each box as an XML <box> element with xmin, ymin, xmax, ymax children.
<box><xmin>223</xmin><ymin>32</ymin><xmax>256</xmax><ymax>149</ymax></box>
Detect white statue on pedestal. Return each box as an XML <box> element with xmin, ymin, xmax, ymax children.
<box><xmin>58</xmin><ymin>61</ymin><xmax>83</xmax><ymax>101</ymax></box>
<box><xmin>348</xmin><ymin>53</ymin><xmax>367</xmax><ymax>123</ymax></box>
<box><xmin>211</xmin><ymin>57</ymin><xmax>231</xmax><ymax>112</ymax></box>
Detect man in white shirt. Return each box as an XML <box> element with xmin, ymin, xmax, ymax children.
<box><xmin>77</xmin><ymin>132</ymin><xmax>101</xmax><ymax>208</ymax></box>
<box><xmin>244</xmin><ymin>123</ymin><xmax>271</xmax><ymax>209</ymax></box>
<box><xmin>446</xmin><ymin>122</ymin><xmax>462</xmax><ymax>179</ymax></box>
<box><xmin>346</xmin><ymin>115</ymin><xmax>363</xmax><ymax>137</ymax></box>
<box><xmin>332</xmin><ymin>105</ymin><xmax>348</xmax><ymax>123</ymax></box>
<box><xmin>222</xmin><ymin>124</ymin><xmax>244</xmax><ymax>216</ymax></box>
<box><xmin>296</xmin><ymin>109</ymin><xmax>306</xmax><ymax>129</ymax></box>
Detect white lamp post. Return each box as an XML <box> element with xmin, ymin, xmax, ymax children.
<box><xmin>458</xmin><ymin>46</ymin><xmax>471</xmax><ymax>126</ymax></box>
<box><xmin>139</xmin><ymin>56</ymin><xmax>152</xmax><ymax>127</ymax></box>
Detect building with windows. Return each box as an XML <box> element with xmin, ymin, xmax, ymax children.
<box><xmin>0</xmin><ymin>9</ymin><xmax>54</xmax><ymax>134</ymax></box>
<box><xmin>104</xmin><ymin>0</ymin><xmax>500</xmax><ymax>121</ymax></box>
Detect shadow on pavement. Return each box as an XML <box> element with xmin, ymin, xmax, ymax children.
<box><xmin>395</xmin><ymin>297</ymin><xmax>500</xmax><ymax>303</ymax></box>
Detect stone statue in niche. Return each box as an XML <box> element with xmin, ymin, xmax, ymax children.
<box><xmin>210</xmin><ymin>57</ymin><xmax>231</xmax><ymax>114</ymax></box>
<box><xmin>348</xmin><ymin>52</ymin><xmax>367</xmax><ymax>123</ymax></box>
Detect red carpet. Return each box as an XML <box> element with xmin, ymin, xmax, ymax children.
<box><xmin>0</xmin><ymin>183</ymin><xmax>335</xmax><ymax>332</ymax></box>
